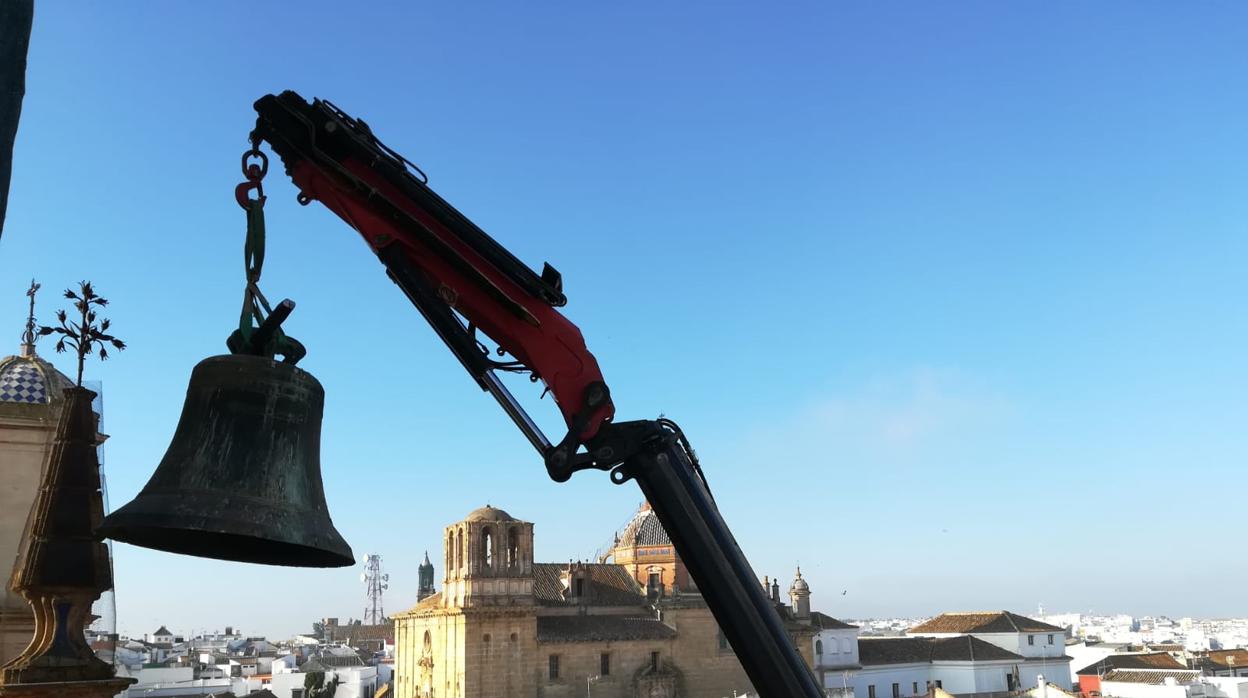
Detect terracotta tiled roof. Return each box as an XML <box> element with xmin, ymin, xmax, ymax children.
<box><xmin>537</xmin><ymin>615</ymin><xmax>677</xmax><ymax>643</ymax></box>
<box><xmin>909</xmin><ymin>611</ymin><xmax>1064</xmax><ymax>634</ymax></box>
<box><xmin>934</xmin><ymin>636</ymin><xmax>1024</xmax><ymax>661</ymax></box>
<box><xmin>1207</xmin><ymin>649</ymin><xmax>1248</xmax><ymax>669</ymax></box>
<box><xmin>858</xmin><ymin>637</ymin><xmax>932</xmax><ymax>665</ymax></box>
<box><xmin>1101</xmin><ymin>669</ymin><xmax>1202</xmax><ymax>685</ymax></box>
<box><xmin>859</xmin><ymin>636</ymin><xmax>1023</xmax><ymax>665</ymax></box>
<box><xmin>316</xmin><ymin>653</ymin><xmax>366</xmax><ymax>668</ymax></box>
<box><xmin>342</xmin><ymin>622</ymin><xmax>394</xmax><ymax>643</ymax></box>
<box><xmin>532</xmin><ymin>563</ymin><xmax>645</xmax><ymax>607</ymax></box>
<box><xmin>810</xmin><ymin>612</ymin><xmax>857</xmax><ymax>630</ymax></box>
<box><xmin>1076</xmin><ymin>652</ymin><xmax>1186</xmax><ymax>676</ymax></box>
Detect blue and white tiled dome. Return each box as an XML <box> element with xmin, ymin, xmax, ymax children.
<box><xmin>0</xmin><ymin>355</ymin><xmax>74</xmax><ymax>404</ymax></box>
<box><xmin>618</xmin><ymin>503</ymin><xmax>673</xmax><ymax>548</ymax></box>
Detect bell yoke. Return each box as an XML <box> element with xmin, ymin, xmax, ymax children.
<box><xmin>99</xmin><ymin>92</ymin><xmax>825</xmax><ymax>697</ymax></box>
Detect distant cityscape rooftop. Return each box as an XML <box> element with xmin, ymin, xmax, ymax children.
<box><xmin>1076</xmin><ymin>652</ymin><xmax>1186</xmax><ymax>676</ymax></box>
<box><xmin>1101</xmin><ymin>669</ymin><xmax>1203</xmax><ymax>685</ymax></box>
<box><xmin>910</xmin><ymin>611</ymin><xmax>1065</xmax><ymax>635</ymax></box>
<box><xmin>859</xmin><ymin>635</ymin><xmax>1024</xmax><ymax>665</ymax></box>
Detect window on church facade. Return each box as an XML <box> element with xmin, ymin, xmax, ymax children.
<box><xmin>893</xmin><ymin>682</ymin><xmax>900</xmax><ymax>698</ymax></box>
<box><xmin>868</xmin><ymin>685</ymin><xmax>876</xmax><ymax>698</ymax></box>
<box><xmin>574</xmin><ymin>577</ymin><xmax>585</xmax><ymax>597</ymax></box>
<box><xmin>600</xmin><ymin>652</ymin><xmax>610</xmax><ymax>676</ymax></box>
<box><xmin>816</xmin><ymin>640</ymin><xmax>823</xmax><ymax>655</ymax></box>
<box><xmin>507</xmin><ymin>527</ymin><xmax>519</xmax><ymax>568</ymax></box>
<box><xmin>913</xmin><ymin>682</ymin><xmax>919</xmax><ymax>695</ymax></box>
<box><xmin>548</xmin><ymin>654</ymin><xmax>559</xmax><ymax>680</ymax></box>
<box><xmin>650</xmin><ymin>651</ymin><xmax>660</xmax><ymax>672</ymax></box>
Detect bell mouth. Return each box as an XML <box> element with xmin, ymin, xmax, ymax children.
<box><xmin>99</xmin><ymin>491</ymin><xmax>354</xmax><ymax>568</ymax></box>
<box><xmin>101</xmin><ymin>525</ymin><xmax>353</xmax><ymax>568</ymax></box>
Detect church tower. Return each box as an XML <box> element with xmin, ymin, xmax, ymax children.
<box><xmin>416</xmin><ymin>551</ymin><xmax>434</xmax><ymax>601</ymax></box>
<box><xmin>789</xmin><ymin>567</ymin><xmax>811</xmax><ymax>619</ymax></box>
<box><xmin>395</xmin><ymin>505</ymin><xmax>539</xmax><ymax>698</ymax></box>
<box><xmin>441</xmin><ymin>505</ymin><xmax>535</xmax><ymax>608</ymax></box>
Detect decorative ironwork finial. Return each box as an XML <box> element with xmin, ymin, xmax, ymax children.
<box><xmin>19</xmin><ymin>278</ymin><xmax>39</xmax><ymax>356</ymax></box>
<box><xmin>38</xmin><ymin>280</ymin><xmax>126</xmax><ymax>386</ymax></box>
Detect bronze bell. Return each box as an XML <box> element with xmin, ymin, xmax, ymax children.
<box><xmin>99</xmin><ymin>354</ymin><xmax>354</xmax><ymax>567</ymax></box>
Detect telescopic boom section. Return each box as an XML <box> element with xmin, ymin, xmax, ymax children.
<box><xmin>251</xmin><ymin>92</ymin><xmax>614</xmax><ymax>452</ymax></box>
<box><xmin>251</xmin><ymin>92</ymin><xmax>824</xmax><ymax>697</ymax></box>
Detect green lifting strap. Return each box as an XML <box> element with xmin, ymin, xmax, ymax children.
<box><xmin>226</xmin><ymin>197</ymin><xmax>306</xmax><ymax>364</ymax></box>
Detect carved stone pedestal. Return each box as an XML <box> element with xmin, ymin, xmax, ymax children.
<box><xmin>0</xmin><ymin>389</ymin><xmax>131</xmax><ymax>698</ymax></box>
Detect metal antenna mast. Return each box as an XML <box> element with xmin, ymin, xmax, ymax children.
<box><xmin>360</xmin><ymin>554</ymin><xmax>389</xmax><ymax>625</ymax></box>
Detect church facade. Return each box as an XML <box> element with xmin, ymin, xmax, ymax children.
<box><xmin>393</xmin><ymin>504</ymin><xmax>831</xmax><ymax>698</ymax></box>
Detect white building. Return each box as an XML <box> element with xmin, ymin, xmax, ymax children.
<box><xmin>851</xmin><ymin>635</ymin><xmax>1039</xmax><ymax>697</ymax></box>
<box><xmin>146</xmin><ymin>624</ymin><xmax>179</xmax><ymax>646</ymax></box>
<box><xmin>1100</xmin><ymin>669</ymin><xmax>1205</xmax><ymax>698</ymax></box>
<box><xmin>909</xmin><ymin>611</ymin><xmax>1070</xmax><ymax>664</ymax></box>
<box><xmin>827</xmin><ymin>610</ymin><xmax>1074</xmax><ymax>697</ymax></box>
<box><xmin>815</xmin><ymin>615</ymin><xmax>863</xmax><ymax>696</ymax></box>
<box><xmin>1067</xmin><ymin>642</ymin><xmax>1135</xmax><ymax>684</ymax></box>
<box><xmin>237</xmin><ymin>649</ymin><xmax>379</xmax><ymax>698</ymax></box>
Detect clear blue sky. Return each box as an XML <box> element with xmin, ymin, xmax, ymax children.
<box><xmin>3</xmin><ymin>2</ymin><xmax>1245</xmax><ymax>639</ymax></box>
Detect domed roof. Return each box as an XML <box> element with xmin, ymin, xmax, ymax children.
<box><xmin>0</xmin><ymin>354</ymin><xmax>74</xmax><ymax>405</ymax></box>
<box><xmin>617</xmin><ymin>503</ymin><xmax>673</xmax><ymax>548</ymax></box>
<box><xmin>790</xmin><ymin>567</ymin><xmax>809</xmax><ymax>593</ymax></box>
<box><xmin>465</xmin><ymin>505</ymin><xmax>515</xmax><ymax>522</ymax></box>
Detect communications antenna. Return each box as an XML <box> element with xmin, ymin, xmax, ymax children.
<box><xmin>360</xmin><ymin>554</ymin><xmax>389</xmax><ymax>625</ymax></box>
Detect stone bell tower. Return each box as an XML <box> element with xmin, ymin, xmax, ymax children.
<box><xmin>442</xmin><ymin>505</ymin><xmax>534</xmax><ymax>608</ymax></box>
<box><xmin>395</xmin><ymin>506</ymin><xmax>539</xmax><ymax>698</ymax></box>
<box><xmin>416</xmin><ymin>551</ymin><xmax>435</xmax><ymax>601</ymax></box>
<box><xmin>789</xmin><ymin>567</ymin><xmax>811</xmax><ymax>619</ymax></box>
